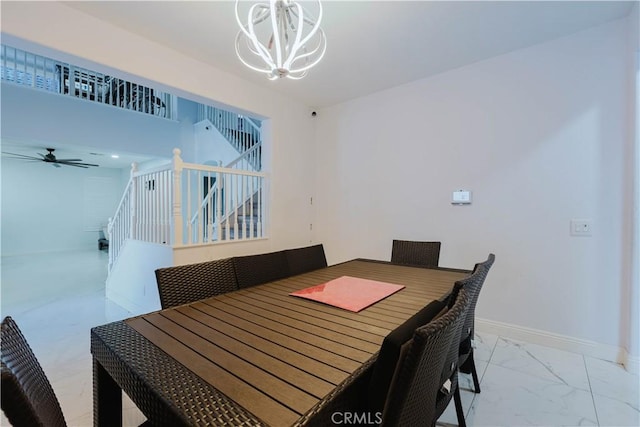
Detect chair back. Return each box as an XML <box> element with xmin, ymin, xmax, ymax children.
<box><xmin>284</xmin><ymin>244</ymin><xmax>327</xmax><ymax>276</ymax></box>
<box><xmin>1</xmin><ymin>316</ymin><xmax>67</xmax><ymax>427</ymax></box>
<box><xmin>391</xmin><ymin>240</ymin><xmax>441</xmax><ymax>268</ymax></box>
<box><xmin>155</xmin><ymin>258</ymin><xmax>238</xmax><ymax>309</ymax></box>
<box><xmin>367</xmin><ymin>299</ymin><xmax>446</xmax><ymax>414</ymax></box>
<box><xmin>461</xmin><ymin>253</ymin><xmax>495</xmax><ymax>344</ymax></box>
<box><xmin>233</xmin><ymin>250</ymin><xmax>290</xmax><ymax>289</ymax></box>
<box><xmin>381</xmin><ymin>289</ymin><xmax>470</xmax><ymax>426</ymax></box>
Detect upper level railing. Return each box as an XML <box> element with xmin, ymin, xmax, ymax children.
<box><xmin>1</xmin><ymin>44</ymin><xmax>177</xmax><ymax>120</ymax></box>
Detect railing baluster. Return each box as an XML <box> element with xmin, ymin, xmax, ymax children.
<box><xmin>197</xmin><ymin>170</ymin><xmax>203</xmax><ymax>244</ymax></box>
<box><xmin>186</xmin><ymin>168</ymin><xmax>192</xmax><ymax>244</ymax></box>
<box><xmin>216</xmin><ymin>171</ymin><xmax>222</xmax><ymax>241</ymax></box>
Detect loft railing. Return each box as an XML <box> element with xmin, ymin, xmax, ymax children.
<box><xmin>107</xmin><ymin>149</ymin><xmax>267</xmax><ymax>271</ymax></box>
<box><xmin>1</xmin><ymin>44</ymin><xmax>177</xmax><ymax>120</ymax></box>
<box><xmin>198</xmin><ymin>105</ymin><xmax>262</xmax><ymax>171</ymax></box>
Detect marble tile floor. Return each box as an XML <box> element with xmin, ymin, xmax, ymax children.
<box><xmin>1</xmin><ymin>250</ymin><xmax>638</xmax><ymax>426</ymax></box>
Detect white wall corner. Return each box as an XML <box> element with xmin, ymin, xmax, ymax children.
<box><xmin>476</xmin><ymin>318</ymin><xmax>634</xmax><ymax>371</ymax></box>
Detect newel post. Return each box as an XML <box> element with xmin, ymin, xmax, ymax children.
<box><xmin>172</xmin><ymin>148</ymin><xmax>184</xmax><ymax>246</ymax></box>
<box><xmin>130</xmin><ymin>162</ymin><xmax>138</xmax><ymax>240</ymax></box>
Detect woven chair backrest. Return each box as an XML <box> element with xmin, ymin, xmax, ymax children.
<box><xmin>155</xmin><ymin>257</ymin><xmax>238</xmax><ymax>309</ymax></box>
<box><xmin>1</xmin><ymin>316</ymin><xmax>67</xmax><ymax>427</ymax></box>
<box><xmin>391</xmin><ymin>240</ymin><xmax>441</xmax><ymax>268</ymax></box>
<box><xmin>381</xmin><ymin>289</ymin><xmax>470</xmax><ymax>426</ymax></box>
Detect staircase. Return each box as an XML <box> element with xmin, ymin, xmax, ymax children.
<box><xmin>108</xmin><ymin>148</ymin><xmax>267</xmax><ymax>273</ymax></box>
<box><xmin>198</xmin><ymin>105</ymin><xmax>262</xmax><ymax>171</ymax></box>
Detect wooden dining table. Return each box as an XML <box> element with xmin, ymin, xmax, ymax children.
<box><xmin>91</xmin><ymin>259</ymin><xmax>470</xmax><ymax>427</ymax></box>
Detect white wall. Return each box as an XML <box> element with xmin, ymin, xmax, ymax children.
<box><xmin>1</xmin><ymin>158</ymin><xmax>127</xmax><ymax>255</ymax></box>
<box><xmin>106</xmin><ymin>240</ymin><xmax>170</xmax><ymax>314</ymax></box>
<box><xmin>315</xmin><ymin>19</ymin><xmax>631</xmax><ymax>352</ymax></box>
<box><xmin>191</xmin><ymin>120</ymin><xmax>242</xmax><ymax>166</ymax></box>
<box><xmin>1</xmin><ymin>83</ymin><xmax>181</xmax><ymax>158</ymax></box>
<box><xmin>1</xmin><ymin>1</ymin><xmax>316</xmax><ymax>258</ymax></box>
<box><xmin>626</xmin><ymin>3</ymin><xmax>640</xmax><ymax>371</ymax></box>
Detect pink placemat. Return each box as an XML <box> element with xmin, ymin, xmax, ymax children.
<box><xmin>289</xmin><ymin>276</ymin><xmax>405</xmax><ymax>312</ymax></box>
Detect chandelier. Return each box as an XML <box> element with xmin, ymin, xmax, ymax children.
<box><xmin>234</xmin><ymin>0</ymin><xmax>327</xmax><ymax>80</ymax></box>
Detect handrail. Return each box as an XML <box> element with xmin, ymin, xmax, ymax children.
<box><xmin>181</xmin><ymin>161</ymin><xmax>266</xmax><ymax>177</ymax></box>
<box><xmin>108</xmin><ymin>177</ymin><xmax>133</xmax><ymax>237</ymax></box>
<box><xmin>226</xmin><ymin>142</ymin><xmax>262</xmax><ymax>170</ymax></box>
<box><xmin>244</xmin><ymin>116</ymin><xmax>261</xmax><ymax>132</ymax></box>
<box><xmin>199</xmin><ymin>105</ymin><xmax>262</xmax><ymax>171</ymax></box>
<box><xmin>189</xmin><ymin>182</ymin><xmax>218</xmax><ymax>225</ymax></box>
<box><xmin>132</xmin><ymin>161</ymin><xmax>172</xmax><ymax>176</ymax></box>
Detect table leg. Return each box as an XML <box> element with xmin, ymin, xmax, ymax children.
<box><xmin>93</xmin><ymin>357</ymin><xmax>123</xmax><ymax>427</ymax></box>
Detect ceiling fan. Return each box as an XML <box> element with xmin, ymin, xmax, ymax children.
<box><xmin>1</xmin><ymin>148</ymin><xmax>99</xmax><ymax>168</ymax></box>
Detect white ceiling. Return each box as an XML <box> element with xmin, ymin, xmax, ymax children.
<box><xmin>64</xmin><ymin>0</ymin><xmax>636</xmax><ymax>108</ymax></box>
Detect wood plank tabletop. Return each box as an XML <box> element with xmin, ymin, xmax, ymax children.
<box><xmin>125</xmin><ymin>259</ymin><xmax>469</xmax><ymax>426</ymax></box>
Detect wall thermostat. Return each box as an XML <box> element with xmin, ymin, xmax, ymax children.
<box><xmin>452</xmin><ymin>190</ymin><xmax>472</xmax><ymax>205</ymax></box>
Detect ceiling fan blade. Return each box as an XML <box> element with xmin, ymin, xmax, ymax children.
<box><xmin>55</xmin><ymin>158</ymin><xmax>84</xmax><ymax>162</ymax></box>
<box><xmin>1</xmin><ymin>152</ymin><xmax>43</xmax><ymax>161</ymax></box>
<box><xmin>58</xmin><ymin>161</ymin><xmax>99</xmax><ymax>167</ymax></box>
<box><xmin>52</xmin><ymin>163</ymin><xmax>62</xmax><ymax>168</ymax></box>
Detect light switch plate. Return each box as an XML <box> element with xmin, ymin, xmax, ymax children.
<box><xmin>452</xmin><ymin>190</ymin><xmax>472</xmax><ymax>205</ymax></box>
<box><xmin>570</xmin><ymin>219</ymin><xmax>592</xmax><ymax>236</ymax></box>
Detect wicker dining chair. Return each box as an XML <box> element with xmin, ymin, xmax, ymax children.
<box><xmin>232</xmin><ymin>250</ymin><xmax>290</xmax><ymax>289</ymax></box>
<box><xmin>2</xmin><ymin>317</ymin><xmax>154</xmax><ymax>427</ymax></box>
<box><xmin>367</xmin><ymin>299</ymin><xmax>447</xmax><ymax>415</ymax></box>
<box><xmin>284</xmin><ymin>244</ymin><xmax>328</xmax><ymax>276</ymax></box>
<box><xmin>390</xmin><ymin>240</ymin><xmax>441</xmax><ymax>268</ymax></box>
<box><xmin>1</xmin><ymin>316</ymin><xmax>67</xmax><ymax>427</ymax></box>
<box><xmin>155</xmin><ymin>257</ymin><xmax>238</xmax><ymax>309</ymax></box>
<box><xmin>458</xmin><ymin>253</ymin><xmax>495</xmax><ymax>393</ymax></box>
<box><xmin>446</xmin><ymin>253</ymin><xmax>495</xmax><ymax>393</ymax></box>
<box><xmin>380</xmin><ymin>288</ymin><xmax>471</xmax><ymax>427</ymax></box>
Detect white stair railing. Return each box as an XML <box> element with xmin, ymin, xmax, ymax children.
<box><xmin>181</xmin><ymin>161</ymin><xmax>265</xmax><ymax>245</ymax></box>
<box><xmin>107</xmin><ymin>149</ymin><xmax>267</xmax><ymax>271</ymax></box>
<box><xmin>107</xmin><ymin>173</ymin><xmax>134</xmax><ymax>272</ymax></box>
<box><xmin>107</xmin><ymin>162</ymin><xmax>173</xmax><ymax>271</ymax></box>
<box><xmin>187</xmin><ymin>142</ymin><xmax>262</xmax><ymax>231</ymax></box>
<box><xmin>198</xmin><ymin>104</ymin><xmax>262</xmax><ymax>171</ymax></box>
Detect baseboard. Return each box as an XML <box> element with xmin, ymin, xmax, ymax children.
<box><xmin>476</xmin><ymin>317</ymin><xmax>637</xmax><ymax>372</ymax></box>
<box><xmin>624</xmin><ymin>350</ymin><xmax>640</xmax><ymax>374</ymax></box>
